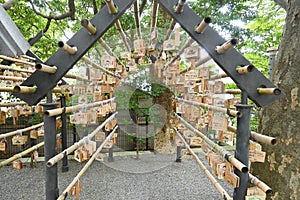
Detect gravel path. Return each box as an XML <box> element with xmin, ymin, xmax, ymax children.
<box><xmin>0</xmin><ymin>151</ymin><xmax>233</xmax><ymax>200</ymax></box>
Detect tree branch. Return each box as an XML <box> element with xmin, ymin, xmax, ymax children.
<box><xmin>273</xmin><ymin>0</ymin><xmax>288</xmax><ymax>10</ymax></box>
<box><xmin>26</xmin><ymin>0</ymin><xmax>76</xmax><ymax>44</ymax></box>
<box><xmin>28</xmin><ymin>0</ymin><xmax>76</xmax><ymax>20</ymax></box>
<box><xmin>68</xmin><ymin>0</ymin><xmax>76</xmax><ymax>20</ymax></box>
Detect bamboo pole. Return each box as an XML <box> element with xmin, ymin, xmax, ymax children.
<box><xmin>174</xmin><ymin>128</ymin><xmax>232</xmax><ymax>200</ymax></box>
<box><xmin>195</xmin><ymin>55</ymin><xmax>212</xmax><ymax>68</ymax></box>
<box><xmin>64</xmin><ymin>73</ymin><xmax>91</xmax><ymax>82</ymax></box>
<box><xmin>195</xmin><ymin>17</ymin><xmax>212</xmax><ymax>34</ymax></box>
<box><xmin>236</xmin><ymin>65</ymin><xmax>254</xmax><ymax>75</ymax></box>
<box><xmin>150</xmin><ymin>0</ymin><xmax>159</xmax><ymax>33</ymax></box>
<box><xmin>46</xmin><ymin>112</ymin><xmax>117</xmax><ymax>167</ymax></box>
<box><xmin>216</xmin><ymin>39</ymin><xmax>238</xmax><ymax>54</ymax></box>
<box><xmin>134</xmin><ymin>0</ymin><xmax>141</xmax><ymax>38</ymax></box>
<box><xmin>227</xmin><ymin>126</ymin><xmax>276</xmax><ymax>145</ymax></box>
<box><xmin>0</xmin><ymin>122</ymin><xmax>44</xmax><ymax>140</ymax></box>
<box><xmin>210</xmin><ymin>73</ymin><xmax>228</xmax><ymax>80</ymax></box>
<box><xmin>0</xmin><ymin>141</ymin><xmax>45</xmax><ymax>168</ymax></box>
<box><xmin>20</xmin><ymin>55</ymin><xmax>36</xmax><ymax>61</ymax></box>
<box><xmin>0</xmin><ymin>75</ymin><xmax>26</xmax><ymax>81</ymax></box>
<box><xmin>58</xmin><ymin>41</ymin><xmax>77</xmax><ymax>54</ymax></box>
<box><xmin>0</xmin><ymin>102</ymin><xmax>27</xmax><ymax>107</ymax></box>
<box><xmin>175</xmin><ymin>0</ymin><xmax>186</xmax><ymax>14</ymax></box>
<box><xmin>174</xmin><ymin>113</ymin><xmax>248</xmax><ymax>173</ymax></box>
<box><xmin>52</xmin><ymin>87</ymin><xmax>63</xmax><ymax>93</ymax></box>
<box><xmin>0</xmin><ymin>64</ymin><xmax>34</xmax><ymax>73</ymax></box>
<box><xmin>0</xmin><ymin>55</ymin><xmax>35</xmax><ymax>66</ymax></box>
<box><xmin>35</xmin><ymin>63</ymin><xmax>57</xmax><ymax>74</ymax></box>
<box><xmin>165</xmin><ymin>20</ymin><xmax>176</xmax><ymax>41</ymax></box>
<box><xmin>81</xmin><ymin>56</ymin><xmax>121</xmax><ymax>79</ymax></box>
<box><xmin>13</xmin><ymin>85</ymin><xmax>37</xmax><ymax>93</ymax></box>
<box><xmin>257</xmin><ymin>88</ymin><xmax>281</xmax><ymax>95</ymax></box>
<box><xmin>249</xmin><ymin>173</ymin><xmax>272</xmax><ymax>194</ymax></box>
<box><xmin>176</xmin><ymin>98</ymin><xmax>240</xmax><ymax>117</ymax></box>
<box><xmin>45</xmin><ymin>97</ymin><xmax>115</xmax><ymax>117</ymax></box>
<box><xmin>6</xmin><ymin>86</ymin><xmax>61</xmax><ymax>94</ymax></box>
<box><xmin>106</xmin><ymin>0</ymin><xmax>118</xmax><ymax>14</ymax></box>
<box><xmin>57</xmin><ymin>125</ymin><xmax>118</xmax><ymax>200</ymax></box>
<box><xmin>115</xmin><ymin>20</ymin><xmax>131</xmax><ymax>52</ymax></box>
<box><xmin>0</xmin><ymin>63</ymin><xmax>89</xmax><ymax>82</ymax></box>
<box><xmin>98</xmin><ymin>39</ymin><xmax>114</xmax><ymax>56</ymax></box>
<box><xmin>81</xmin><ymin>19</ymin><xmax>97</xmax><ymax>35</ymax></box>
<box><xmin>225</xmin><ymin>89</ymin><xmax>241</xmax><ymax>94</ymax></box>
<box><xmin>0</xmin><ymin>86</ymin><xmax>14</xmax><ymax>92</ymax></box>
<box><xmin>180</xmin><ymin>54</ymin><xmax>212</xmax><ymax>75</ymax></box>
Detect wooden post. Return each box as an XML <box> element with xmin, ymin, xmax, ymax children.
<box><xmin>43</xmin><ymin>103</ymin><xmax>59</xmax><ymax>200</ymax></box>
<box><xmin>60</xmin><ymin>95</ymin><xmax>69</xmax><ymax>172</ymax></box>
<box><xmin>233</xmin><ymin>91</ymin><xmax>252</xmax><ymax>200</ymax></box>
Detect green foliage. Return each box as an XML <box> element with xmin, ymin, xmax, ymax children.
<box><xmin>244</xmin><ymin>52</ymin><xmax>269</xmax><ymax>75</ymax></box>
<box><xmin>244</xmin><ymin>0</ymin><xmax>285</xmax><ymax>54</ymax></box>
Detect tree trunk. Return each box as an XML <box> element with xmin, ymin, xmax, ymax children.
<box><xmin>153</xmin><ymin>87</ymin><xmax>175</xmax><ymax>153</ymax></box>
<box><xmin>252</xmin><ymin>1</ymin><xmax>300</xmax><ymax>199</ymax></box>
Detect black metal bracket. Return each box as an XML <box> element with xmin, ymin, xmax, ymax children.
<box><xmin>13</xmin><ymin>0</ymin><xmax>135</xmax><ymax>105</ymax></box>
<box><xmin>157</xmin><ymin>0</ymin><xmax>284</xmax><ymax>107</ymax></box>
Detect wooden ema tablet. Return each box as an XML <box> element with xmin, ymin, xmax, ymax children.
<box><xmin>218</xmin><ymin>131</ymin><xmax>234</xmax><ymax>146</ymax></box>
<box><xmin>12</xmin><ymin>159</ymin><xmax>23</xmax><ymax>170</ymax></box>
<box><xmin>20</xmin><ymin>106</ymin><xmax>33</xmax><ymax>116</ymax></box>
<box><xmin>87</xmin><ymin>111</ymin><xmax>97</xmax><ymax>124</ymax></box>
<box><xmin>190</xmin><ymin>137</ymin><xmax>203</xmax><ymax>147</ymax></box>
<box><xmin>73</xmin><ymin>84</ymin><xmax>86</xmax><ymax>95</ymax></box>
<box><xmin>134</xmin><ymin>39</ymin><xmax>146</xmax><ymax>57</ymax></box>
<box><xmin>163</xmin><ymin>39</ymin><xmax>176</xmax><ymax>51</ymax></box>
<box><xmin>85</xmin><ymin>141</ymin><xmax>96</xmax><ymax>156</ymax></box>
<box><xmin>93</xmin><ymin>92</ymin><xmax>103</xmax><ymax>102</ymax></box>
<box><xmin>78</xmin><ymin>95</ymin><xmax>88</xmax><ymax>104</ymax></box>
<box><xmin>175</xmin><ymin>138</ymin><xmax>185</xmax><ymax>147</ymax></box>
<box><xmin>205</xmin><ymin>152</ymin><xmax>223</xmax><ymax>176</ymax></box>
<box><xmin>56</xmin><ymin>137</ymin><xmax>62</xmax><ymax>147</ymax></box>
<box><xmin>30</xmin><ymin>150</ymin><xmax>39</xmax><ymax>167</ymax></box>
<box><xmin>30</xmin><ymin>130</ymin><xmax>38</xmax><ymax>139</ymax></box>
<box><xmin>249</xmin><ymin>141</ymin><xmax>266</xmax><ymax>162</ymax></box>
<box><xmin>37</xmin><ymin>127</ymin><xmax>44</xmax><ymax>137</ymax></box>
<box><xmin>101</xmin><ymin>55</ymin><xmax>117</xmax><ymax>70</ymax></box>
<box><xmin>74</xmin><ymin>147</ymin><xmax>90</xmax><ymax>163</ymax></box>
<box><xmin>0</xmin><ymin>139</ymin><xmax>7</xmax><ymax>152</ymax></box>
<box><xmin>12</xmin><ymin>135</ymin><xmax>28</xmax><ymax>145</ymax></box>
<box><xmin>105</xmin><ymin>118</ymin><xmax>117</xmax><ymax>131</ymax></box>
<box><xmin>184</xmin><ymin>46</ymin><xmax>200</xmax><ymax>60</ymax></box>
<box><xmin>182</xmin><ymin>130</ymin><xmax>196</xmax><ymax>139</ymax></box>
<box><xmin>69</xmin><ymin>181</ymin><xmax>82</xmax><ymax>199</ymax></box>
<box><xmin>56</xmin><ymin>119</ymin><xmax>63</xmax><ymax>130</ymax></box>
<box><xmin>95</xmin><ymin>131</ymin><xmax>106</xmax><ymax>142</ymax></box>
<box><xmin>0</xmin><ymin>111</ymin><xmax>6</xmax><ymax>125</ymax></box>
<box><xmin>104</xmin><ymin>140</ymin><xmax>113</xmax><ymax>149</ymax></box>
<box><xmin>224</xmin><ymin>98</ymin><xmax>240</xmax><ymax>109</ymax></box>
<box><xmin>246</xmin><ymin>187</ymin><xmax>266</xmax><ymax>200</ymax></box>
<box><xmin>224</xmin><ymin>162</ymin><xmax>240</xmax><ymax>188</ymax></box>
<box><xmin>120</xmin><ymin>51</ymin><xmax>131</xmax><ymax>59</ymax></box>
<box><xmin>10</xmin><ymin>108</ymin><xmax>20</xmax><ymax>125</ymax></box>
<box><xmin>216</xmin><ymin>162</ymin><xmax>226</xmax><ymax>180</ymax></box>
<box><xmin>212</xmin><ymin>113</ymin><xmax>228</xmax><ymax>131</ymax></box>
<box><xmin>213</xmin><ymin>81</ymin><xmax>225</xmax><ymax>94</ymax></box>
<box><xmin>177</xmin><ymin>123</ymin><xmax>187</xmax><ymax>130</ymax></box>
<box><xmin>249</xmin><ymin>150</ymin><xmax>266</xmax><ymax>163</ymax></box>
